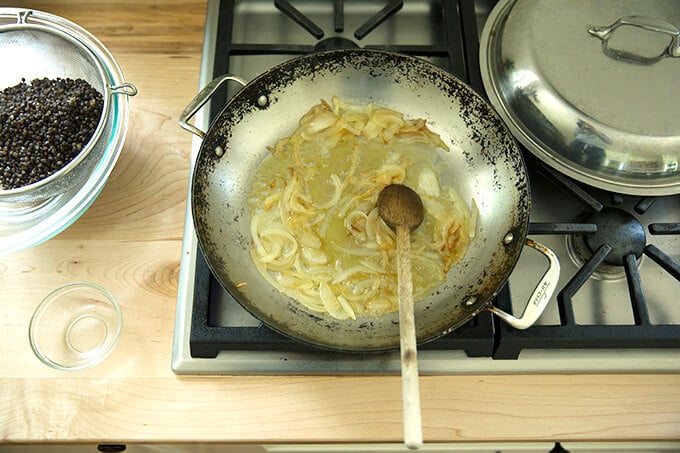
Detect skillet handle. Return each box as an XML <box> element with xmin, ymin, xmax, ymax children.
<box><xmin>487</xmin><ymin>239</ymin><xmax>560</xmax><ymax>330</ymax></box>
<box><xmin>178</xmin><ymin>75</ymin><xmax>248</xmax><ymax>139</ymax></box>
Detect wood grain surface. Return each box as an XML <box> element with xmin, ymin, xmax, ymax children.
<box><xmin>1</xmin><ymin>0</ymin><xmax>679</xmax><ymax>445</ymax></box>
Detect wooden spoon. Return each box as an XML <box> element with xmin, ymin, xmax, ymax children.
<box><xmin>377</xmin><ymin>184</ymin><xmax>425</xmax><ymax>450</ymax></box>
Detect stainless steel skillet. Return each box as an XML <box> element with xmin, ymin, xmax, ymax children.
<box><xmin>180</xmin><ymin>49</ymin><xmax>559</xmax><ymax>352</ymax></box>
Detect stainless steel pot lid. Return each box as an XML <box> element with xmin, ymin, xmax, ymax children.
<box><xmin>480</xmin><ymin>0</ymin><xmax>680</xmax><ymax>195</ymax></box>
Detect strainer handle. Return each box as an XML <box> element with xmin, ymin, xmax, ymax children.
<box><xmin>17</xmin><ymin>10</ymin><xmax>32</xmax><ymax>23</ymax></box>
<box><xmin>111</xmin><ymin>83</ymin><xmax>138</xmax><ymax>96</ymax></box>
<box><xmin>179</xmin><ymin>75</ymin><xmax>248</xmax><ymax>139</ymax></box>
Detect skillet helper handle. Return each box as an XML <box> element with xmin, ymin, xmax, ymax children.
<box><xmin>178</xmin><ymin>75</ymin><xmax>248</xmax><ymax>139</ymax></box>
<box><xmin>588</xmin><ymin>15</ymin><xmax>680</xmax><ymax>64</ymax></box>
<box><xmin>487</xmin><ymin>239</ymin><xmax>560</xmax><ymax>330</ymax></box>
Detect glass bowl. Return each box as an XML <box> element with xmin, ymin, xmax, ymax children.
<box><xmin>29</xmin><ymin>282</ymin><xmax>122</xmax><ymax>370</ymax></box>
<box><xmin>0</xmin><ymin>8</ymin><xmax>137</xmax><ymax>256</ymax></box>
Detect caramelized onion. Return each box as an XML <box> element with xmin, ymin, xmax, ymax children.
<box><xmin>248</xmin><ymin>97</ymin><xmax>475</xmax><ymax>319</ymax></box>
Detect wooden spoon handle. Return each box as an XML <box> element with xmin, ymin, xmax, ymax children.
<box><xmin>396</xmin><ymin>225</ymin><xmax>422</xmax><ymax>450</ymax></box>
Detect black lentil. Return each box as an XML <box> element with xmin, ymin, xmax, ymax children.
<box><xmin>0</xmin><ymin>77</ymin><xmax>104</xmax><ymax>190</ymax></box>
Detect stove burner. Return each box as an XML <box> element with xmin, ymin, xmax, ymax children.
<box><xmin>178</xmin><ymin>0</ymin><xmax>680</xmax><ymax>370</ymax></box>
<box><xmin>314</xmin><ymin>36</ymin><xmax>359</xmax><ymax>51</ymax></box>
<box><xmin>583</xmin><ymin>207</ymin><xmax>646</xmax><ymax>266</ymax></box>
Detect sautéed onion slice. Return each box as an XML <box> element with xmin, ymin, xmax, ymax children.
<box><xmin>248</xmin><ymin>96</ymin><xmax>475</xmax><ymax>319</ymax></box>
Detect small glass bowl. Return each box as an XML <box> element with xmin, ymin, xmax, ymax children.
<box><xmin>29</xmin><ymin>282</ymin><xmax>122</xmax><ymax>370</ymax></box>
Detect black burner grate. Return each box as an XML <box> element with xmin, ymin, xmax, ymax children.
<box><xmin>494</xmin><ymin>162</ymin><xmax>680</xmax><ymax>359</ymax></box>
<box><xmin>189</xmin><ymin>0</ymin><xmax>680</xmax><ymax>361</ymax></box>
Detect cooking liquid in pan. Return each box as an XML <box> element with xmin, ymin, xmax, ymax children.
<box><xmin>247</xmin><ymin>97</ymin><xmax>476</xmax><ymax>320</ymax></box>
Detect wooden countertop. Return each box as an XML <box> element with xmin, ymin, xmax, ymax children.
<box><xmin>1</xmin><ymin>0</ymin><xmax>679</xmax><ymax>446</ymax></box>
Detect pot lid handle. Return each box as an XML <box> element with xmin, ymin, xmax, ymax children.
<box><xmin>588</xmin><ymin>15</ymin><xmax>680</xmax><ymax>65</ymax></box>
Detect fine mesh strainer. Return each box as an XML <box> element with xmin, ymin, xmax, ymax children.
<box><xmin>0</xmin><ymin>9</ymin><xmax>137</xmax><ymax>204</ymax></box>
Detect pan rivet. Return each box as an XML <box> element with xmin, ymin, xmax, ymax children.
<box><xmin>464</xmin><ymin>296</ymin><xmax>477</xmax><ymax>307</ymax></box>
<box><xmin>257</xmin><ymin>95</ymin><xmax>268</xmax><ymax>107</ymax></box>
<box><xmin>215</xmin><ymin>146</ymin><xmax>224</xmax><ymax>157</ymax></box>
<box><xmin>503</xmin><ymin>232</ymin><xmax>514</xmax><ymax>245</ymax></box>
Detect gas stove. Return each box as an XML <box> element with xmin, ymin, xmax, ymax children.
<box><xmin>172</xmin><ymin>0</ymin><xmax>680</xmax><ymax>374</ymax></box>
